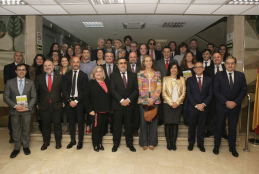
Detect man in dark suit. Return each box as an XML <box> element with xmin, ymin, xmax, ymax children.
<box><xmin>101</xmin><ymin>51</ymin><xmax>119</xmax><ymax>134</ymax></box>
<box><xmin>113</xmin><ymin>39</ymin><xmax>122</xmax><ymax>59</ymax></box>
<box><xmin>156</xmin><ymin>46</ymin><xmax>178</xmax><ymax>125</ymax></box>
<box><xmin>110</xmin><ymin>57</ymin><xmax>139</xmax><ymax>152</ymax></box>
<box><xmin>3</xmin><ymin>51</ymin><xmax>30</xmax><ymax>144</ymax></box>
<box><xmin>123</xmin><ymin>35</ymin><xmax>132</xmax><ymax>60</ymax></box>
<box><xmin>62</xmin><ymin>57</ymin><xmax>88</xmax><ymax>150</ymax></box>
<box><xmin>35</xmin><ymin>60</ymin><xmax>63</xmax><ymax>151</ymax></box>
<box><xmin>148</xmin><ymin>39</ymin><xmax>162</xmax><ymax>61</ymax></box>
<box><xmin>204</xmin><ymin>53</ymin><xmax>228</xmax><ymax>139</ymax></box>
<box><xmin>190</xmin><ymin>39</ymin><xmax>203</xmax><ymax>62</ymax></box>
<box><xmin>130</xmin><ymin>41</ymin><xmax>140</xmax><ymax>58</ymax></box>
<box><xmin>127</xmin><ymin>52</ymin><xmax>141</xmax><ymax>136</ymax></box>
<box><xmin>186</xmin><ymin>62</ymin><xmax>213</xmax><ymax>152</ymax></box>
<box><xmin>137</xmin><ymin>43</ymin><xmax>148</xmax><ymax>66</ymax></box>
<box><xmin>202</xmin><ymin>49</ymin><xmax>214</xmax><ymax>68</ymax></box>
<box><xmin>213</xmin><ymin>56</ymin><xmax>247</xmax><ymax>157</ymax></box>
<box><xmin>91</xmin><ymin>38</ymin><xmax>105</xmax><ymax>61</ymax></box>
<box><xmin>3</xmin><ymin>63</ymin><xmax>36</xmax><ymax>158</ymax></box>
<box><xmin>106</xmin><ymin>39</ymin><xmax>113</xmax><ymax>52</ymax></box>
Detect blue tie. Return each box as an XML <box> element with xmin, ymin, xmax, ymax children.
<box><xmin>19</xmin><ymin>79</ymin><xmax>24</xmax><ymax>95</ymax></box>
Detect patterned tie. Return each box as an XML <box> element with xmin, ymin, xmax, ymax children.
<box><xmin>48</xmin><ymin>74</ymin><xmax>52</xmax><ymax>103</ymax></box>
<box><xmin>108</xmin><ymin>65</ymin><xmax>111</xmax><ymax>79</ymax></box>
<box><xmin>71</xmin><ymin>71</ymin><xmax>77</xmax><ymax>97</ymax></box>
<box><xmin>131</xmin><ymin>64</ymin><xmax>135</xmax><ymax>73</ymax></box>
<box><xmin>229</xmin><ymin>73</ymin><xmax>233</xmax><ymax>90</ymax></box>
<box><xmin>19</xmin><ymin>79</ymin><xmax>24</xmax><ymax>96</ymax></box>
<box><xmin>166</xmin><ymin>60</ymin><xmax>169</xmax><ymax>71</ymax></box>
<box><xmin>122</xmin><ymin>73</ymin><xmax>127</xmax><ymax>89</ymax></box>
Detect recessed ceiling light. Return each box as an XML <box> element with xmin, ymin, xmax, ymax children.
<box><xmin>56</xmin><ymin>0</ymin><xmax>90</xmax><ymax>4</ymax></box>
<box><xmin>227</xmin><ymin>0</ymin><xmax>259</xmax><ymax>5</ymax></box>
<box><xmin>123</xmin><ymin>23</ymin><xmax>145</xmax><ymax>29</ymax></box>
<box><xmin>82</xmin><ymin>22</ymin><xmax>105</xmax><ymax>27</ymax></box>
<box><xmin>90</xmin><ymin>0</ymin><xmax>123</xmax><ymax>4</ymax></box>
<box><xmin>155</xmin><ymin>39</ymin><xmax>168</xmax><ymax>43</ymax></box>
<box><xmin>0</xmin><ymin>0</ymin><xmax>26</xmax><ymax>5</ymax></box>
<box><xmin>162</xmin><ymin>22</ymin><xmax>186</xmax><ymax>28</ymax></box>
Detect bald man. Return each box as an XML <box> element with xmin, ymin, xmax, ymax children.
<box><xmin>155</xmin><ymin>42</ymin><xmax>162</xmax><ymax>52</ymax></box>
<box><xmin>3</xmin><ymin>51</ymin><xmax>30</xmax><ymax>143</ymax></box>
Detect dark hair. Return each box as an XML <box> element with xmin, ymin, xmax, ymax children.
<box><xmin>96</xmin><ymin>49</ymin><xmax>105</xmax><ymax>60</ymax></box>
<box><xmin>60</xmin><ymin>56</ymin><xmax>71</xmax><ymax>74</ymax></box>
<box><xmin>190</xmin><ymin>39</ymin><xmax>198</xmax><ymax>43</ymax></box>
<box><xmin>124</xmin><ymin>35</ymin><xmax>132</xmax><ymax>42</ymax></box>
<box><xmin>115</xmin><ymin>39</ymin><xmax>122</xmax><ymax>44</ymax></box>
<box><xmin>106</xmin><ymin>39</ymin><xmax>113</xmax><ymax>44</ymax></box>
<box><xmin>82</xmin><ymin>48</ymin><xmax>90</xmax><ymax>52</ymax></box>
<box><xmin>168</xmin><ymin>41</ymin><xmax>178</xmax><ymax>54</ymax></box>
<box><xmin>225</xmin><ymin>55</ymin><xmax>237</xmax><ymax>64</ymax></box>
<box><xmin>73</xmin><ymin>43</ymin><xmax>83</xmax><ymax>52</ymax></box>
<box><xmin>47</xmin><ymin>43</ymin><xmax>60</xmax><ymax>57</ymax></box>
<box><xmin>65</xmin><ymin>46</ymin><xmax>74</xmax><ymax>61</ymax></box>
<box><xmin>117</xmin><ymin>57</ymin><xmax>127</xmax><ymax>62</ymax></box>
<box><xmin>167</xmin><ymin>62</ymin><xmax>180</xmax><ymax>79</ymax></box>
<box><xmin>207</xmin><ymin>43</ymin><xmax>214</xmax><ymax>48</ymax></box>
<box><xmin>51</xmin><ymin>50</ymin><xmax>61</xmax><ymax>64</ymax></box>
<box><xmin>163</xmin><ymin>46</ymin><xmax>172</xmax><ymax>52</ymax></box>
<box><xmin>147</xmin><ymin>39</ymin><xmax>156</xmax><ymax>45</ymax></box>
<box><xmin>180</xmin><ymin>51</ymin><xmax>196</xmax><ymax>70</ymax></box>
<box><xmin>32</xmin><ymin>54</ymin><xmax>46</xmax><ymax>67</ymax></box>
<box><xmin>219</xmin><ymin>44</ymin><xmax>229</xmax><ymax>61</ymax></box>
<box><xmin>176</xmin><ymin>42</ymin><xmax>188</xmax><ymax>55</ymax></box>
<box><xmin>15</xmin><ymin>63</ymin><xmax>27</xmax><ymax>70</ymax></box>
<box><xmin>201</xmin><ymin>49</ymin><xmax>212</xmax><ymax>54</ymax></box>
<box><xmin>139</xmin><ymin>43</ymin><xmax>148</xmax><ymax>53</ymax></box>
<box><xmin>131</xmin><ymin>41</ymin><xmax>138</xmax><ymax>45</ymax></box>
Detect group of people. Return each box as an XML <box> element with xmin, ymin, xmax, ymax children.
<box><xmin>3</xmin><ymin>35</ymin><xmax>247</xmax><ymax>159</ymax></box>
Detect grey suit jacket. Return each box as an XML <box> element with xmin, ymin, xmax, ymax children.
<box><xmin>3</xmin><ymin>77</ymin><xmax>37</xmax><ymax>115</ymax></box>
<box><xmin>156</xmin><ymin>58</ymin><xmax>178</xmax><ymax>80</ymax></box>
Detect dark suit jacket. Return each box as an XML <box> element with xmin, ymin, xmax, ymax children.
<box><xmin>62</xmin><ymin>70</ymin><xmax>88</xmax><ymax>104</ymax></box>
<box><xmin>110</xmin><ymin>71</ymin><xmax>139</xmax><ymax>110</ymax></box>
<box><xmin>156</xmin><ymin>58</ymin><xmax>178</xmax><ymax>80</ymax></box>
<box><xmin>186</xmin><ymin>75</ymin><xmax>213</xmax><ymax>113</ymax></box>
<box><xmin>83</xmin><ymin>79</ymin><xmax>111</xmax><ymax>113</ymax></box>
<box><xmin>213</xmin><ymin>70</ymin><xmax>247</xmax><ymax>113</ymax></box>
<box><xmin>123</xmin><ymin>46</ymin><xmax>130</xmax><ymax>60</ymax></box>
<box><xmin>4</xmin><ymin>62</ymin><xmax>30</xmax><ymax>84</ymax></box>
<box><xmin>148</xmin><ymin>49</ymin><xmax>162</xmax><ymax>61</ymax></box>
<box><xmin>195</xmin><ymin>50</ymin><xmax>203</xmax><ymax>62</ymax></box>
<box><xmin>101</xmin><ymin>63</ymin><xmax>119</xmax><ymax>81</ymax></box>
<box><xmin>204</xmin><ymin>64</ymin><xmax>226</xmax><ymax>81</ymax></box>
<box><xmin>35</xmin><ymin>72</ymin><xmax>63</xmax><ymax>111</ymax></box>
<box><xmin>202</xmin><ymin>60</ymin><xmax>214</xmax><ymax>68</ymax></box>
<box><xmin>127</xmin><ymin>63</ymin><xmax>141</xmax><ymax>74</ymax></box>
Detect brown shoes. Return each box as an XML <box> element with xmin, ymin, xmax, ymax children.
<box><xmin>56</xmin><ymin>141</ymin><xmax>62</xmax><ymax>149</ymax></box>
<box><xmin>149</xmin><ymin>146</ymin><xmax>154</xmax><ymax>150</ymax></box>
<box><xmin>142</xmin><ymin>146</ymin><xmax>147</xmax><ymax>150</ymax></box>
<box><xmin>41</xmin><ymin>142</ymin><xmax>50</xmax><ymax>151</ymax></box>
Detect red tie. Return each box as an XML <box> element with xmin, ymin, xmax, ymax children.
<box><xmin>122</xmin><ymin>73</ymin><xmax>127</xmax><ymax>89</ymax></box>
<box><xmin>166</xmin><ymin>60</ymin><xmax>169</xmax><ymax>71</ymax></box>
<box><xmin>48</xmin><ymin>74</ymin><xmax>52</xmax><ymax>103</ymax></box>
<box><xmin>198</xmin><ymin>77</ymin><xmax>202</xmax><ymax>92</ymax></box>
<box><xmin>151</xmin><ymin>50</ymin><xmax>154</xmax><ymax>59</ymax></box>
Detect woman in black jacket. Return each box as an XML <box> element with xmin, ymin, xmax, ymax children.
<box><xmin>83</xmin><ymin>66</ymin><xmax>111</xmax><ymax>152</ymax></box>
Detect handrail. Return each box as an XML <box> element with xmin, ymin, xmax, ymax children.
<box><xmin>243</xmin><ymin>94</ymin><xmax>251</xmax><ymax>152</ymax></box>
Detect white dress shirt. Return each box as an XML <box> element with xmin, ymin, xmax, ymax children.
<box><xmin>149</xmin><ymin>49</ymin><xmax>156</xmax><ymax>60</ymax></box>
<box><xmin>196</xmin><ymin>74</ymin><xmax>203</xmax><ymax>85</ymax></box>
<box><xmin>106</xmin><ymin>63</ymin><xmax>114</xmax><ymax>75</ymax></box>
<box><xmin>171</xmin><ymin>78</ymin><xmax>178</xmax><ymax>102</ymax></box>
<box><xmin>226</xmin><ymin>70</ymin><xmax>234</xmax><ymax>84</ymax></box>
<box><xmin>120</xmin><ymin>71</ymin><xmax>128</xmax><ymax>83</ymax></box>
<box><xmin>203</xmin><ymin>59</ymin><xmax>211</xmax><ymax>67</ymax></box>
<box><xmin>70</xmin><ymin>69</ymin><xmax>79</xmax><ymax>97</ymax></box>
<box><xmin>214</xmin><ymin>64</ymin><xmax>223</xmax><ymax>74</ymax></box>
<box><xmin>130</xmin><ymin>64</ymin><xmax>136</xmax><ymax>73</ymax></box>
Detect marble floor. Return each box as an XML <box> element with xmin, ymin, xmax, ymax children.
<box><xmin>0</xmin><ymin>129</ymin><xmax>259</xmax><ymax>174</ymax></box>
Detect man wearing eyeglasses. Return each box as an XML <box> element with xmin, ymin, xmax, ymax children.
<box><xmin>3</xmin><ymin>51</ymin><xmax>30</xmax><ymax>144</ymax></box>
<box><xmin>186</xmin><ymin>61</ymin><xmax>213</xmax><ymax>152</ymax></box>
<box><xmin>110</xmin><ymin>57</ymin><xmax>139</xmax><ymax>152</ymax></box>
<box><xmin>130</xmin><ymin>41</ymin><xmax>140</xmax><ymax>57</ymax></box>
<box><xmin>147</xmin><ymin>39</ymin><xmax>162</xmax><ymax>61</ymax></box>
<box><xmin>3</xmin><ymin>63</ymin><xmax>36</xmax><ymax>158</ymax></box>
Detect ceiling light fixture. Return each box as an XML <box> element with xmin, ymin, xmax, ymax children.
<box><xmin>162</xmin><ymin>22</ymin><xmax>186</xmax><ymax>28</ymax></box>
<box><xmin>90</xmin><ymin>0</ymin><xmax>123</xmax><ymax>4</ymax></box>
<box><xmin>227</xmin><ymin>0</ymin><xmax>259</xmax><ymax>5</ymax></box>
<box><xmin>155</xmin><ymin>39</ymin><xmax>167</xmax><ymax>43</ymax></box>
<box><xmin>82</xmin><ymin>22</ymin><xmax>105</xmax><ymax>27</ymax></box>
<box><xmin>0</xmin><ymin>0</ymin><xmax>26</xmax><ymax>5</ymax></box>
<box><xmin>56</xmin><ymin>0</ymin><xmax>90</xmax><ymax>4</ymax></box>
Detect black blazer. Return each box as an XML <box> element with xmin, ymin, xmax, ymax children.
<box><xmin>123</xmin><ymin>46</ymin><xmax>130</xmax><ymax>61</ymax></box>
<box><xmin>110</xmin><ymin>71</ymin><xmax>139</xmax><ymax>110</ymax></box>
<box><xmin>214</xmin><ymin>70</ymin><xmax>247</xmax><ymax>113</ymax></box>
<box><xmin>62</xmin><ymin>70</ymin><xmax>88</xmax><ymax>104</ymax></box>
<box><xmin>127</xmin><ymin>63</ymin><xmax>141</xmax><ymax>74</ymax></box>
<box><xmin>186</xmin><ymin>75</ymin><xmax>213</xmax><ymax>113</ymax></box>
<box><xmin>4</xmin><ymin>62</ymin><xmax>30</xmax><ymax>84</ymax></box>
<box><xmin>84</xmin><ymin>79</ymin><xmax>111</xmax><ymax>113</ymax></box>
<box><xmin>101</xmin><ymin>63</ymin><xmax>119</xmax><ymax>81</ymax></box>
<box><xmin>35</xmin><ymin>72</ymin><xmax>63</xmax><ymax>111</ymax></box>
<box><xmin>202</xmin><ymin>60</ymin><xmax>214</xmax><ymax>68</ymax></box>
<box><xmin>195</xmin><ymin>51</ymin><xmax>203</xmax><ymax>62</ymax></box>
<box><xmin>148</xmin><ymin>49</ymin><xmax>162</xmax><ymax>61</ymax></box>
<box><xmin>204</xmin><ymin>64</ymin><xmax>226</xmax><ymax>81</ymax></box>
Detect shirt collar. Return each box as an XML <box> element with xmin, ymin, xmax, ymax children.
<box><xmin>214</xmin><ymin>64</ymin><xmax>222</xmax><ymax>68</ymax></box>
<box><xmin>17</xmin><ymin>77</ymin><xmax>25</xmax><ymax>81</ymax></box>
<box><xmin>204</xmin><ymin>59</ymin><xmax>211</xmax><ymax>63</ymax></box>
<box><xmin>196</xmin><ymin>74</ymin><xmax>203</xmax><ymax>78</ymax></box>
<box><xmin>164</xmin><ymin>58</ymin><xmax>170</xmax><ymax>61</ymax></box>
<box><xmin>46</xmin><ymin>72</ymin><xmax>54</xmax><ymax>77</ymax></box>
<box><xmin>107</xmin><ymin>63</ymin><xmax>114</xmax><ymax>67</ymax></box>
<box><xmin>81</xmin><ymin>59</ymin><xmax>90</xmax><ymax>64</ymax></box>
<box><xmin>120</xmin><ymin>71</ymin><xmax>127</xmax><ymax>75</ymax></box>
<box><xmin>73</xmin><ymin>69</ymin><xmax>80</xmax><ymax>73</ymax></box>
<box><xmin>226</xmin><ymin>70</ymin><xmax>234</xmax><ymax>74</ymax></box>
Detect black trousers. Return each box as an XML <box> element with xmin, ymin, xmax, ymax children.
<box><xmin>8</xmin><ymin>115</ymin><xmax>12</xmax><ymax>137</ymax></box>
<box><xmin>113</xmin><ymin>110</ymin><xmax>133</xmax><ymax>145</ymax></box>
<box><xmin>90</xmin><ymin>113</ymin><xmax>109</xmax><ymax>146</ymax></box>
<box><xmin>214</xmin><ymin>110</ymin><xmax>239</xmax><ymax>147</ymax></box>
<box><xmin>158</xmin><ymin>94</ymin><xmax>164</xmax><ymax>120</ymax></box>
<box><xmin>66</xmin><ymin>102</ymin><xmax>85</xmax><ymax>142</ymax></box>
<box><xmin>133</xmin><ymin>104</ymin><xmax>140</xmax><ymax>132</ymax></box>
<box><xmin>40</xmin><ymin>104</ymin><xmax>62</xmax><ymax>142</ymax></box>
<box><xmin>188</xmin><ymin>111</ymin><xmax>207</xmax><ymax>145</ymax></box>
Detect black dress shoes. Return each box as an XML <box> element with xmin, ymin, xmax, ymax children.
<box><xmin>171</xmin><ymin>140</ymin><xmax>177</xmax><ymax>151</ymax></box>
<box><xmin>41</xmin><ymin>142</ymin><xmax>50</xmax><ymax>151</ymax></box>
<box><xmin>184</xmin><ymin>118</ymin><xmax>189</xmax><ymax>127</ymax></box>
<box><xmin>56</xmin><ymin>141</ymin><xmax>62</xmax><ymax>149</ymax></box>
<box><xmin>23</xmin><ymin>147</ymin><xmax>31</xmax><ymax>155</ymax></box>
<box><xmin>229</xmin><ymin>147</ymin><xmax>239</xmax><ymax>157</ymax></box>
<box><xmin>10</xmin><ymin>150</ymin><xmax>20</xmax><ymax>158</ymax></box>
<box><xmin>112</xmin><ymin>144</ymin><xmax>119</xmax><ymax>152</ymax></box>
<box><xmin>94</xmin><ymin>146</ymin><xmax>99</xmax><ymax>152</ymax></box>
<box><xmin>67</xmin><ymin>140</ymin><xmax>76</xmax><ymax>149</ymax></box>
<box><xmin>205</xmin><ymin>131</ymin><xmax>214</xmax><ymax>138</ymax></box>
<box><xmin>213</xmin><ymin>145</ymin><xmax>219</xmax><ymax>155</ymax></box>
<box><xmin>77</xmin><ymin>142</ymin><xmax>83</xmax><ymax>150</ymax></box>
<box><xmin>197</xmin><ymin>144</ymin><xmax>205</xmax><ymax>152</ymax></box>
<box><xmin>99</xmin><ymin>144</ymin><xmax>104</xmax><ymax>151</ymax></box>
<box><xmin>222</xmin><ymin>134</ymin><xmax>228</xmax><ymax>140</ymax></box>
<box><xmin>188</xmin><ymin>144</ymin><xmax>194</xmax><ymax>151</ymax></box>
<box><xmin>9</xmin><ymin>136</ymin><xmax>14</xmax><ymax>144</ymax></box>
<box><xmin>166</xmin><ymin>141</ymin><xmax>171</xmax><ymax>151</ymax></box>
<box><xmin>127</xmin><ymin>144</ymin><xmax>136</xmax><ymax>152</ymax></box>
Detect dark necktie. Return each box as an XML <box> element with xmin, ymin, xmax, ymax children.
<box><xmin>71</xmin><ymin>71</ymin><xmax>77</xmax><ymax>96</ymax></box>
<box><xmin>229</xmin><ymin>73</ymin><xmax>233</xmax><ymax>90</ymax></box>
<box><xmin>108</xmin><ymin>65</ymin><xmax>111</xmax><ymax>79</ymax></box>
<box><xmin>205</xmin><ymin>62</ymin><xmax>208</xmax><ymax>67</ymax></box>
<box><xmin>131</xmin><ymin>64</ymin><xmax>135</xmax><ymax>73</ymax></box>
<box><xmin>216</xmin><ymin>66</ymin><xmax>219</xmax><ymax>73</ymax></box>
<box><xmin>198</xmin><ymin>77</ymin><xmax>202</xmax><ymax>92</ymax></box>
<box><xmin>171</xmin><ymin>52</ymin><xmax>174</xmax><ymax>59</ymax></box>
<box><xmin>122</xmin><ymin>73</ymin><xmax>127</xmax><ymax>89</ymax></box>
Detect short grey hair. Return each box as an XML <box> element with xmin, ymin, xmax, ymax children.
<box><xmin>116</xmin><ymin>49</ymin><xmax>126</xmax><ymax>61</ymax></box>
<box><xmin>225</xmin><ymin>55</ymin><xmax>237</xmax><ymax>64</ymax></box>
<box><xmin>98</xmin><ymin>38</ymin><xmax>105</xmax><ymax>43</ymax></box>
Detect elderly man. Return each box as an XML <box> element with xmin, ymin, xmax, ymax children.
<box><xmin>155</xmin><ymin>42</ymin><xmax>162</xmax><ymax>51</ymax></box>
<box><xmin>61</xmin><ymin>43</ymin><xmax>68</xmax><ymax>56</ymax></box>
<box><xmin>113</xmin><ymin>39</ymin><xmax>122</xmax><ymax>58</ymax></box>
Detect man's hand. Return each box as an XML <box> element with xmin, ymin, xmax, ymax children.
<box><xmin>89</xmin><ymin>111</ymin><xmax>95</xmax><ymax>116</ymax></box>
<box><xmin>15</xmin><ymin>105</ymin><xmax>23</xmax><ymax>112</ymax></box>
<box><xmin>121</xmin><ymin>99</ymin><xmax>130</xmax><ymax>106</ymax></box>
<box><xmin>36</xmin><ymin>106</ymin><xmax>39</xmax><ymax>110</ymax></box>
<box><xmin>226</xmin><ymin>101</ymin><xmax>237</xmax><ymax>109</ymax></box>
<box><xmin>146</xmin><ymin>98</ymin><xmax>155</xmax><ymax>106</ymax></box>
<box><xmin>19</xmin><ymin>107</ymin><xmax>28</xmax><ymax>112</ymax></box>
<box><xmin>196</xmin><ymin>104</ymin><xmax>204</xmax><ymax>112</ymax></box>
<box><xmin>172</xmin><ymin>102</ymin><xmax>178</xmax><ymax>109</ymax></box>
<box><xmin>63</xmin><ymin>103</ymin><xmax>65</xmax><ymax>108</ymax></box>
<box><xmin>70</xmin><ymin>101</ymin><xmax>77</xmax><ymax>108</ymax></box>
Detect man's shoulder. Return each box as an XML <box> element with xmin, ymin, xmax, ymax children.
<box><xmin>4</xmin><ymin>62</ymin><xmax>14</xmax><ymax>69</ymax></box>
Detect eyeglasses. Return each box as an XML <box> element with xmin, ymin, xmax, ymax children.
<box><xmin>149</xmin><ymin>43</ymin><xmax>155</xmax><ymax>45</ymax></box>
<box><xmin>119</xmin><ymin>62</ymin><xmax>127</xmax><ymax>65</ymax></box>
<box><xmin>225</xmin><ymin>62</ymin><xmax>235</xmax><ymax>65</ymax></box>
<box><xmin>194</xmin><ymin>66</ymin><xmax>203</xmax><ymax>69</ymax></box>
<box><xmin>17</xmin><ymin>69</ymin><xmax>26</xmax><ymax>71</ymax></box>
<box><xmin>53</xmin><ymin>54</ymin><xmax>58</xmax><ymax>56</ymax></box>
